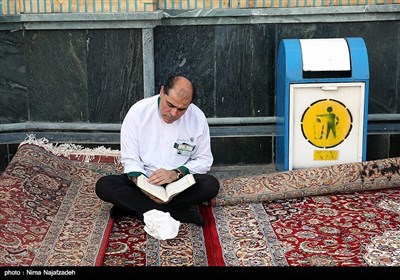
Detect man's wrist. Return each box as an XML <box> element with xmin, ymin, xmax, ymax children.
<box><xmin>173</xmin><ymin>168</ymin><xmax>184</xmax><ymax>180</ymax></box>
<box><xmin>127</xmin><ymin>171</ymin><xmax>142</xmax><ymax>179</ymax></box>
<box><xmin>127</xmin><ymin>171</ymin><xmax>141</xmax><ymax>185</ymax></box>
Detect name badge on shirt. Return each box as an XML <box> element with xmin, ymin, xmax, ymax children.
<box><xmin>174</xmin><ymin>142</ymin><xmax>195</xmax><ymax>156</ymax></box>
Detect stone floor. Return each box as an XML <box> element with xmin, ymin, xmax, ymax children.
<box><xmin>210</xmin><ymin>163</ymin><xmax>277</xmax><ymax>180</ymax></box>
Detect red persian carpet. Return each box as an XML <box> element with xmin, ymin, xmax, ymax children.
<box><xmin>2</xmin><ymin>136</ymin><xmax>400</xmax><ymax>267</ymax></box>
<box><xmin>0</xmin><ymin>137</ymin><xmax>122</xmax><ymax>266</ymax></box>
<box><xmin>102</xmin><ymin>156</ymin><xmax>400</xmax><ymax>266</ymax></box>
<box><xmin>103</xmin><ymin>188</ymin><xmax>400</xmax><ymax>266</ymax></box>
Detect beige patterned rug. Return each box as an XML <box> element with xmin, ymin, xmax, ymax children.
<box><xmin>213</xmin><ymin>157</ymin><xmax>400</xmax><ymax>206</ymax></box>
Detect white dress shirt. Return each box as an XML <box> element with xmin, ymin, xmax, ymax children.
<box><xmin>120</xmin><ymin>95</ymin><xmax>213</xmax><ymax>177</ymax></box>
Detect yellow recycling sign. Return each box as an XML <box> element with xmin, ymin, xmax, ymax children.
<box><xmin>301</xmin><ymin>99</ymin><xmax>353</xmax><ymax>149</ymax></box>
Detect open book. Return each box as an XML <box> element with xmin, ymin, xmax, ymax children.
<box><xmin>137</xmin><ymin>174</ymin><xmax>196</xmax><ymax>203</ymax></box>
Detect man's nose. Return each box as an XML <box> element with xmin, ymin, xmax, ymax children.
<box><xmin>170</xmin><ymin>108</ymin><xmax>179</xmax><ymax>117</ymax></box>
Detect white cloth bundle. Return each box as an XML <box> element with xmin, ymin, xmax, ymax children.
<box><xmin>143</xmin><ymin>209</ymin><xmax>180</xmax><ymax>240</ymax></box>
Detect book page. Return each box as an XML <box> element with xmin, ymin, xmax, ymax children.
<box><xmin>137</xmin><ymin>174</ymin><xmax>196</xmax><ymax>203</ymax></box>
<box><xmin>137</xmin><ymin>175</ymin><xmax>168</xmax><ymax>202</ymax></box>
<box><xmin>165</xmin><ymin>174</ymin><xmax>196</xmax><ymax>198</ymax></box>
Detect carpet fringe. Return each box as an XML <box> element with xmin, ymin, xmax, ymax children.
<box><xmin>19</xmin><ymin>133</ymin><xmax>121</xmax><ymax>163</ymax></box>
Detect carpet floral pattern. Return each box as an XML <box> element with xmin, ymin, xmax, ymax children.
<box><xmin>103</xmin><ymin>188</ymin><xmax>400</xmax><ymax>266</ymax></box>
<box><xmin>264</xmin><ymin>188</ymin><xmax>400</xmax><ymax>266</ymax></box>
<box><xmin>0</xmin><ymin>140</ymin><xmax>122</xmax><ymax>266</ymax></box>
<box><xmin>102</xmin><ymin>215</ymin><xmax>208</xmax><ymax>266</ymax></box>
<box><xmin>2</xmin><ymin>136</ymin><xmax>400</xmax><ymax>267</ymax></box>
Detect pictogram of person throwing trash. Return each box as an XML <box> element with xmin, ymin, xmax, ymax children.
<box><xmin>316</xmin><ymin>106</ymin><xmax>339</xmax><ymax>140</ymax></box>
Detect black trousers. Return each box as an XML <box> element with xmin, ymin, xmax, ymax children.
<box><xmin>95</xmin><ymin>173</ymin><xmax>220</xmax><ymax>221</ymax></box>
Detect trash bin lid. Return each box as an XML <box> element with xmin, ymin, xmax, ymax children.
<box><xmin>300</xmin><ymin>38</ymin><xmax>351</xmax><ymax>72</ymax></box>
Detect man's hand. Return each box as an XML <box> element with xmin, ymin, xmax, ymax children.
<box><xmin>148</xmin><ymin>168</ymin><xmax>177</xmax><ymax>186</ymax></box>
<box><xmin>134</xmin><ymin>176</ymin><xmax>166</xmax><ymax>204</ymax></box>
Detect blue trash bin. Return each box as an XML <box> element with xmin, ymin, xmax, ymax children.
<box><xmin>275</xmin><ymin>37</ymin><xmax>369</xmax><ymax>171</ymax></box>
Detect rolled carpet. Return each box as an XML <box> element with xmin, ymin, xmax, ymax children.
<box><xmin>212</xmin><ymin>157</ymin><xmax>400</xmax><ymax>206</ymax></box>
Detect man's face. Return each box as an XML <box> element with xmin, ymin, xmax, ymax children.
<box><xmin>159</xmin><ymin>83</ymin><xmax>192</xmax><ymax>124</ymax></box>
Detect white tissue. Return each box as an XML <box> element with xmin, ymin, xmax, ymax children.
<box><xmin>143</xmin><ymin>209</ymin><xmax>180</xmax><ymax>240</ymax></box>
